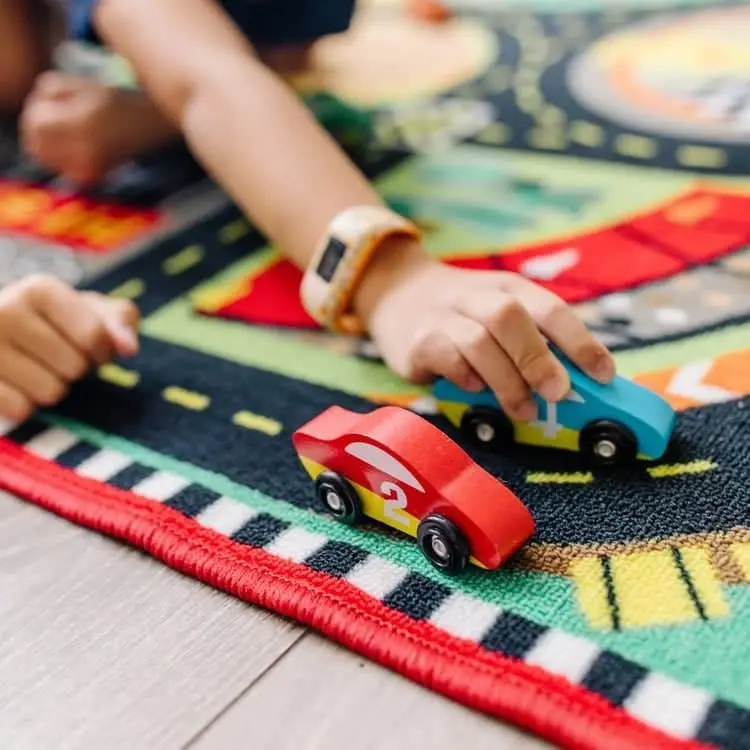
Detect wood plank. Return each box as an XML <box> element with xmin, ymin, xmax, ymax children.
<box><xmin>0</xmin><ymin>492</ymin><xmax>304</xmax><ymax>750</ymax></box>
<box><xmin>190</xmin><ymin>632</ymin><xmax>552</xmax><ymax>750</ymax></box>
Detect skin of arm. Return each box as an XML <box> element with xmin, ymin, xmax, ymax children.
<box><xmin>91</xmin><ymin>0</ymin><xmax>615</xmax><ymax>422</ymax></box>
<box><xmin>94</xmin><ymin>0</ymin><xmax>402</xmax><ymax>270</ymax></box>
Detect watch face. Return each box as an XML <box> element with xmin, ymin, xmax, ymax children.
<box><xmin>316</xmin><ymin>236</ymin><xmax>347</xmax><ymax>282</ymax></box>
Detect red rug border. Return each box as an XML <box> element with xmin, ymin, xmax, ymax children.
<box><xmin>0</xmin><ymin>436</ymin><xmax>714</xmax><ymax>750</ymax></box>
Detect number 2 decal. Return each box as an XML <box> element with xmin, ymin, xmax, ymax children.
<box><xmin>381</xmin><ymin>481</ymin><xmax>409</xmax><ymax>525</ymax></box>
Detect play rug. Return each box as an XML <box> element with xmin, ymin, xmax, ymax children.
<box><xmin>2</xmin><ymin>1</ymin><xmax>750</xmax><ymax>748</ymax></box>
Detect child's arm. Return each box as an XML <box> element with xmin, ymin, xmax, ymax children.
<box><xmin>93</xmin><ymin>0</ymin><xmax>614</xmax><ymax>420</ymax></box>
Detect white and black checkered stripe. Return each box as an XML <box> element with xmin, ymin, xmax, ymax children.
<box><xmin>5</xmin><ymin>419</ymin><xmax>749</xmax><ymax>749</ymax></box>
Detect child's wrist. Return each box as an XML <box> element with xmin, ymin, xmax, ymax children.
<box><xmin>352</xmin><ymin>235</ymin><xmax>438</xmax><ymax>329</ymax></box>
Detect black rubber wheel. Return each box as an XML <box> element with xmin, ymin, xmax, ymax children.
<box><xmin>417</xmin><ymin>514</ymin><xmax>470</xmax><ymax>575</ymax></box>
<box><xmin>314</xmin><ymin>471</ymin><xmax>362</xmax><ymax>525</ymax></box>
<box><xmin>460</xmin><ymin>406</ymin><xmax>514</xmax><ymax>450</ymax></box>
<box><xmin>579</xmin><ymin>420</ymin><xmax>638</xmax><ymax>467</ymax></box>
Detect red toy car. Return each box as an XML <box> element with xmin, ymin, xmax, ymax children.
<box><xmin>292</xmin><ymin>405</ymin><xmax>535</xmax><ymax>574</ymax></box>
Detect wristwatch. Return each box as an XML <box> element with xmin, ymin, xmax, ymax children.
<box><xmin>300</xmin><ymin>205</ymin><xmax>421</xmax><ymax>335</ymax></box>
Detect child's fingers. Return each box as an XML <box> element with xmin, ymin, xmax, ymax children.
<box><xmin>454</xmin><ymin>290</ymin><xmax>570</xmax><ymax>402</ymax></box>
<box><xmin>81</xmin><ymin>294</ymin><xmax>140</xmax><ymax>357</ymax></box>
<box><xmin>25</xmin><ymin>277</ymin><xmax>114</xmax><ymax>364</ymax></box>
<box><xmin>445</xmin><ymin>315</ymin><xmax>537</xmax><ymax>422</ymax></box>
<box><xmin>0</xmin><ymin>381</ymin><xmax>33</xmax><ymax>422</ymax></box>
<box><xmin>510</xmin><ymin>277</ymin><xmax>615</xmax><ymax>383</ymax></box>
<box><xmin>9</xmin><ymin>314</ymin><xmax>89</xmax><ymax>382</ymax></box>
<box><xmin>0</xmin><ymin>346</ymin><xmax>68</xmax><ymax>408</ymax></box>
<box><xmin>410</xmin><ymin>326</ymin><xmax>484</xmax><ymax>391</ymax></box>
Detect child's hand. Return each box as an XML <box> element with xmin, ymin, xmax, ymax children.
<box><xmin>20</xmin><ymin>72</ymin><xmax>176</xmax><ymax>186</ymax></box>
<box><xmin>0</xmin><ymin>275</ymin><xmax>139</xmax><ymax>421</ymax></box>
<box><xmin>20</xmin><ymin>72</ymin><xmax>118</xmax><ymax>185</ymax></box>
<box><xmin>355</xmin><ymin>239</ymin><xmax>615</xmax><ymax>422</ymax></box>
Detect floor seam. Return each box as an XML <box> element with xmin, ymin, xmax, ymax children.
<box><xmin>181</xmin><ymin>628</ymin><xmax>311</xmax><ymax>749</ymax></box>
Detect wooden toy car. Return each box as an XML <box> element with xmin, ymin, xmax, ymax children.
<box><xmin>432</xmin><ymin>346</ymin><xmax>676</xmax><ymax>466</ymax></box>
<box><xmin>292</xmin><ymin>405</ymin><xmax>535</xmax><ymax>574</ymax></box>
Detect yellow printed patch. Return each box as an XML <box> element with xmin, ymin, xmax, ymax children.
<box><xmin>219</xmin><ymin>218</ymin><xmax>250</xmax><ymax>245</ymax></box>
<box><xmin>98</xmin><ymin>363</ymin><xmax>140</xmax><ymax>389</ymax></box>
<box><xmin>729</xmin><ymin>543</ymin><xmax>750</xmax><ymax>581</ymax></box>
<box><xmin>526</xmin><ymin>127</ymin><xmax>567</xmax><ymax>150</ymax></box>
<box><xmin>108</xmin><ymin>279</ymin><xmax>145</xmax><ymax>300</ymax></box>
<box><xmin>647</xmin><ymin>460</ymin><xmax>718</xmax><ymax>479</ymax></box>
<box><xmin>233</xmin><ymin>410</ymin><xmax>283</xmax><ymax>436</ymax></box>
<box><xmin>526</xmin><ymin>471</ymin><xmax>593</xmax><ymax>484</ymax></box>
<box><xmin>572</xmin><ymin>548</ymin><xmax>729</xmax><ymax>630</ymax></box>
<box><xmin>569</xmin><ymin>120</ymin><xmax>605</xmax><ymax>148</ymax></box>
<box><xmin>570</xmin><ymin>557</ymin><xmax>616</xmax><ymax>629</ymax></box>
<box><xmin>162</xmin><ymin>245</ymin><xmax>205</xmax><ymax>276</ymax></box>
<box><xmin>614</xmin><ymin>133</ymin><xmax>658</xmax><ymax>159</ymax></box>
<box><xmin>676</xmin><ymin>145</ymin><xmax>727</xmax><ymax>169</ymax></box>
<box><xmin>162</xmin><ymin>386</ymin><xmax>210</xmax><ymax>412</ymax></box>
<box><xmin>680</xmin><ymin>548</ymin><xmax>730</xmax><ymax>619</ymax></box>
<box><xmin>475</xmin><ymin>122</ymin><xmax>512</xmax><ymax>145</ymax></box>
<box><xmin>436</xmin><ymin>401</ymin><xmax>469</xmax><ymax>428</ymax></box>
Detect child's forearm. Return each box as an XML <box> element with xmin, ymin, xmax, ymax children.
<box><xmin>181</xmin><ymin>65</ymin><xmax>385</xmax><ymax>267</ymax></box>
<box><xmin>94</xmin><ymin>0</ymin><xmax>397</xmax><ymax>272</ymax></box>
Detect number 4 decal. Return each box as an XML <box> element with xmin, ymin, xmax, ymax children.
<box><xmin>381</xmin><ymin>481</ymin><xmax>409</xmax><ymax>526</ymax></box>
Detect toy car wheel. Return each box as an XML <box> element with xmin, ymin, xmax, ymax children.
<box><xmin>417</xmin><ymin>514</ymin><xmax>470</xmax><ymax>574</ymax></box>
<box><xmin>579</xmin><ymin>420</ymin><xmax>638</xmax><ymax>466</ymax></box>
<box><xmin>460</xmin><ymin>407</ymin><xmax>514</xmax><ymax>449</ymax></box>
<box><xmin>314</xmin><ymin>471</ymin><xmax>362</xmax><ymax>525</ymax></box>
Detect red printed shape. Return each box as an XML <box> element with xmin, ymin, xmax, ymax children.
<box><xmin>496</xmin><ymin>229</ymin><xmax>683</xmax><ymax>297</ymax></box>
<box><xmin>627</xmin><ymin>190</ymin><xmax>750</xmax><ymax>263</ymax></box>
<box><xmin>446</xmin><ymin>256</ymin><xmax>496</xmax><ymax>271</ymax></box>
<box><xmin>214</xmin><ymin>259</ymin><xmax>319</xmax><ymax>328</ymax></box>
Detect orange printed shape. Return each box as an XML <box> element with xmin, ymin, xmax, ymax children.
<box><xmin>633</xmin><ymin>348</ymin><xmax>750</xmax><ymax>409</ymax></box>
<box><xmin>704</xmin><ymin>349</ymin><xmax>750</xmax><ymax>396</ymax></box>
<box><xmin>39</xmin><ymin>197</ymin><xmax>162</xmax><ymax>252</ymax></box>
<box><xmin>0</xmin><ymin>180</ymin><xmax>163</xmax><ymax>253</ymax></box>
<box><xmin>0</xmin><ymin>182</ymin><xmax>56</xmax><ymax>229</ymax></box>
<box><xmin>632</xmin><ymin>367</ymin><xmax>699</xmax><ymax>411</ymax></box>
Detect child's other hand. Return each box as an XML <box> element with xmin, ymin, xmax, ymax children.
<box><xmin>355</xmin><ymin>240</ymin><xmax>615</xmax><ymax>422</ymax></box>
<box><xmin>0</xmin><ymin>275</ymin><xmax>139</xmax><ymax>421</ymax></box>
<box><xmin>20</xmin><ymin>72</ymin><xmax>126</xmax><ymax>185</ymax></box>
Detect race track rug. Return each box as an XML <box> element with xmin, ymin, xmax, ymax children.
<box><xmin>2</xmin><ymin>1</ymin><xmax>750</xmax><ymax>748</ymax></box>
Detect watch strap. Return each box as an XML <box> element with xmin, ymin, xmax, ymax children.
<box><xmin>300</xmin><ymin>205</ymin><xmax>420</xmax><ymax>334</ymax></box>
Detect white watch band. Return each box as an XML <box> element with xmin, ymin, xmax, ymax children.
<box><xmin>300</xmin><ymin>205</ymin><xmax>420</xmax><ymax>334</ymax></box>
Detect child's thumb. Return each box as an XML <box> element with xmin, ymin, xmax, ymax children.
<box><xmin>83</xmin><ymin>293</ymin><xmax>140</xmax><ymax>358</ymax></box>
<box><xmin>104</xmin><ymin>300</ymin><xmax>140</xmax><ymax>357</ymax></box>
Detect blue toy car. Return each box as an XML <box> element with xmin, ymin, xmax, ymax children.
<box><xmin>431</xmin><ymin>347</ymin><xmax>676</xmax><ymax>466</ymax></box>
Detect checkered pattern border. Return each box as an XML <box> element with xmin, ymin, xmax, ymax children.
<box><xmin>0</xmin><ymin>417</ymin><xmax>746</xmax><ymax>750</ymax></box>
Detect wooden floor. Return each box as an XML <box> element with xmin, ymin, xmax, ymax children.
<box><xmin>0</xmin><ymin>490</ymin><xmax>552</xmax><ymax>750</ymax></box>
